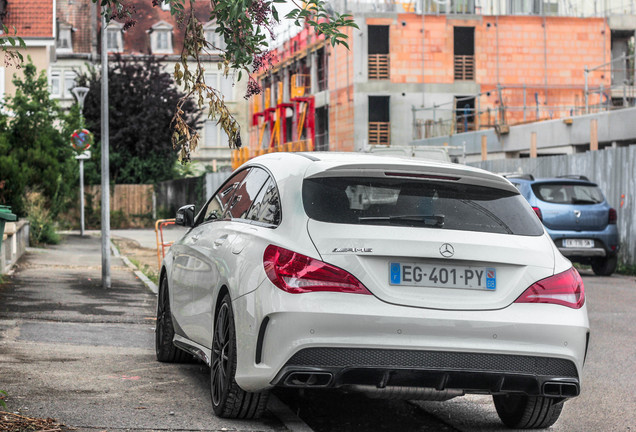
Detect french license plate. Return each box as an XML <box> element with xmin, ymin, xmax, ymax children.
<box><xmin>563</xmin><ymin>239</ymin><xmax>594</xmax><ymax>248</ymax></box>
<box><xmin>390</xmin><ymin>262</ymin><xmax>496</xmax><ymax>290</ymax></box>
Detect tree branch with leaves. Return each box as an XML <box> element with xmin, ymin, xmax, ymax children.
<box><xmin>97</xmin><ymin>0</ymin><xmax>357</xmax><ymax>163</ymax></box>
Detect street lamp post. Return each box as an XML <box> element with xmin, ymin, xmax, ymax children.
<box><xmin>72</xmin><ymin>86</ymin><xmax>90</xmax><ymax>236</ymax></box>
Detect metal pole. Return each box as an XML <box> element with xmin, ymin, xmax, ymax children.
<box><xmin>585</xmin><ymin>65</ymin><xmax>589</xmax><ymax>114</ymax></box>
<box><xmin>79</xmin><ymin>160</ymin><xmax>85</xmax><ymax>236</ymax></box>
<box><xmin>600</xmin><ymin>82</ymin><xmax>604</xmax><ymax>112</ymax></box>
<box><xmin>523</xmin><ymin>84</ymin><xmax>527</xmax><ymax>122</ymax></box>
<box><xmin>101</xmin><ymin>11</ymin><xmax>111</xmax><ymax>289</ymax></box>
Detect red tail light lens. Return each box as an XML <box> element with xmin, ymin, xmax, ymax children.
<box><xmin>532</xmin><ymin>206</ymin><xmax>543</xmax><ymax>221</ymax></box>
<box><xmin>609</xmin><ymin>208</ymin><xmax>617</xmax><ymax>225</ymax></box>
<box><xmin>515</xmin><ymin>267</ymin><xmax>584</xmax><ymax>309</ymax></box>
<box><xmin>263</xmin><ymin>245</ymin><xmax>372</xmax><ymax>295</ymax></box>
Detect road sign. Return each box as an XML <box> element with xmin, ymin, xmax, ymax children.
<box><xmin>71</xmin><ymin>128</ymin><xmax>93</xmax><ymax>152</ymax></box>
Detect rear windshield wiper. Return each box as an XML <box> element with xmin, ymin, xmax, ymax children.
<box><xmin>358</xmin><ymin>214</ymin><xmax>445</xmax><ymax>228</ymax></box>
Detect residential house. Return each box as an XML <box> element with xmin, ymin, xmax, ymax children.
<box><xmin>52</xmin><ymin>0</ymin><xmax>244</xmax><ymax>171</ymax></box>
<box><xmin>1</xmin><ymin>0</ymin><xmax>55</xmax><ymax>101</ymax></box>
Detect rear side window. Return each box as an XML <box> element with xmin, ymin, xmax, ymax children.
<box><xmin>302</xmin><ymin>177</ymin><xmax>544</xmax><ymax>236</ymax></box>
<box><xmin>245</xmin><ymin>178</ymin><xmax>281</xmax><ymax>226</ymax></box>
<box><xmin>199</xmin><ymin>168</ymin><xmax>250</xmax><ymax>224</ymax></box>
<box><xmin>225</xmin><ymin>167</ymin><xmax>270</xmax><ymax>220</ymax></box>
<box><xmin>532</xmin><ymin>182</ymin><xmax>604</xmax><ymax>204</ymax></box>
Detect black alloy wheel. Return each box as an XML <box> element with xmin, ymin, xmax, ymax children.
<box><xmin>155</xmin><ymin>275</ymin><xmax>188</xmax><ymax>362</ymax></box>
<box><xmin>591</xmin><ymin>254</ymin><xmax>618</xmax><ymax>276</ymax></box>
<box><xmin>493</xmin><ymin>393</ymin><xmax>564</xmax><ymax>429</ymax></box>
<box><xmin>210</xmin><ymin>294</ymin><xmax>269</xmax><ymax>419</ymax></box>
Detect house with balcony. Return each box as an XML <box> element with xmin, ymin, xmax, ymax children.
<box><xmin>239</xmin><ymin>0</ymin><xmax>636</xmax><ymax>165</ymax></box>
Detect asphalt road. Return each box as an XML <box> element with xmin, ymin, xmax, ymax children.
<box><xmin>2</xmin><ymin>234</ymin><xmax>634</xmax><ymax>431</ymax></box>
<box><xmin>0</xmin><ymin>235</ymin><xmax>287</xmax><ymax>431</ymax></box>
<box><xmin>277</xmin><ymin>270</ymin><xmax>636</xmax><ymax>432</ymax></box>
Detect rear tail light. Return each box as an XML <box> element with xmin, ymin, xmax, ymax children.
<box><xmin>532</xmin><ymin>206</ymin><xmax>543</xmax><ymax>222</ymax></box>
<box><xmin>609</xmin><ymin>208</ymin><xmax>617</xmax><ymax>225</ymax></box>
<box><xmin>515</xmin><ymin>267</ymin><xmax>584</xmax><ymax>309</ymax></box>
<box><xmin>263</xmin><ymin>245</ymin><xmax>372</xmax><ymax>295</ymax></box>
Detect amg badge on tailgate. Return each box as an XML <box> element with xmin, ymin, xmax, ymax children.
<box><xmin>332</xmin><ymin>247</ymin><xmax>373</xmax><ymax>253</ymax></box>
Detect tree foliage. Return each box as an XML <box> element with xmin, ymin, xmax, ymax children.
<box><xmin>77</xmin><ymin>55</ymin><xmax>202</xmax><ymax>185</ymax></box>
<box><xmin>100</xmin><ymin>0</ymin><xmax>357</xmax><ymax>162</ymax></box>
<box><xmin>0</xmin><ymin>60</ymin><xmax>77</xmax><ymax>217</ymax></box>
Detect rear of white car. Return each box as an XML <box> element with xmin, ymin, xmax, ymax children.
<box><xmin>160</xmin><ymin>153</ymin><xmax>589</xmax><ymax>429</ymax></box>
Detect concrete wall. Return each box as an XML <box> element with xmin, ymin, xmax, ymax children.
<box><xmin>470</xmin><ymin>145</ymin><xmax>636</xmax><ymax>266</ymax></box>
<box><xmin>411</xmin><ymin>106</ymin><xmax>636</xmax><ymax>161</ymax></box>
<box><xmin>1</xmin><ymin>220</ymin><xmax>29</xmax><ymax>274</ymax></box>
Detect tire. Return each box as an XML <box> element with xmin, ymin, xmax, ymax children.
<box><xmin>591</xmin><ymin>254</ymin><xmax>618</xmax><ymax>276</ymax></box>
<box><xmin>155</xmin><ymin>275</ymin><xmax>190</xmax><ymax>363</ymax></box>
<box><xmin>210</xmin><ymin>294</ymin><xmax>269</xmax><ymax>419</ymax></box>
<box><xmin>493</xmin><ymin>394</ymin><xmax>564</xmax><ymax>429</ymax></box>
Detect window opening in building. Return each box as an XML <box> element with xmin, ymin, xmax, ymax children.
<box><xmin>368</xmin><ymin>26</ymin><xmax>390</xmax><ymax>80</ymax></box>
<box><xmin>317</xmin><ymin>47</ymin><xmax>328</xmax><ymax>91</ymax></box>
<box><xmin>315</xmin><ymin>106</ymin><xmax>329</xmax><ymax>151</ymax></box>
<box><xmin>64</xmin><ymin>71</ymin><xmax>77</xmax><ymax>99</ymax></box>
<box><xmin>156</xmin><ymin>31</ymin><xmax>169</xmax><ymax>50</ymax></box>
<box><xmin>454</xmin><ymin>27</ymin><xmax>475</xmax><ymax>81</ymax></box>
<box><xmin>57</xmin><ymin>23</ymin><xmax>73</xmax><ymax>52</ymax></box>
<box><xmin>368</xmin><ymin>96</ymin><xmax>390</xmax><ymax>145</ymax></box>
<box><xmin>203</xmin><ymin>22</ymin><xmax>226</xmax><ymax>51</ymax></box>
<box><xmin>508</xmin><ymin>0</ymin><xmax>547</xmax><ymax>15</ymax></box>
<box><xmin>455</xmin><ymin>96</ymin><xmax>475</xmax><ymax>133</ymax></box>
<box><xmin>107</xmin><ymin>30</ymin><xmax>120</xmax><ymax>51</ymax></box>
<box><xmin>205</xmin><ymin>119</ymin><xmax>229</xmax><ymax>148</ymax></box>
<box><xmin>49</xmin><ymin>71</ymin><xmax>61</xmax><ymax>98</ymax></box>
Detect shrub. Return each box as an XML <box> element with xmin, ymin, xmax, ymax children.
<box><xmin>24</xmin><ymin>190</ymin><xmax>60</xmax><ymax>246</ymax></box>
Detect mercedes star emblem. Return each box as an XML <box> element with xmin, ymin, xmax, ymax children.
<box><xmin>440</xmin><ymin>243</ymin><xmax>454</xmax><ymax>258</ymax></box>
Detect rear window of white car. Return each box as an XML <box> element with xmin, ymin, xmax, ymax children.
<box><xmin>302</xmin><ymin>177</ymin><xmax>544</xmax><ymax>236</ymax></box>
<box><xmin>531</xmin><ymin>182</ymin><xmax>604</xmax><ymax>205</ymax></box>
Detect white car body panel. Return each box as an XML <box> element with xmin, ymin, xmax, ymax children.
<box><xmin>307</xmin><ymin>220</ymin><xmax>556</xmax><ymax>310</ymax></box>
<box><xmin>232</xmin><ymin>288</ymin><xmax>589</xmax><ymax>391</ymax></box>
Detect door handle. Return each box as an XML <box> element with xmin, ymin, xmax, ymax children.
<box><xmin>214</xmin><ymin>235</ymin><xmax>227</xmax><ymax>247</ymax></box>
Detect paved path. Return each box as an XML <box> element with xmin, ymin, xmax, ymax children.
<box><xmin>0</xmin><ymin>234</ymin><xmax>288</xmax><ymax>431</ymax></box>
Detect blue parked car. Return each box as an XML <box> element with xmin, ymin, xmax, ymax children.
<box><xmin>506</xmin><ymin>175</ymin><xmax>619</xmax><ymax>276</ymax></box>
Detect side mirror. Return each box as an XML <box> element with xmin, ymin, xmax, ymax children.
<box><xmin>175</xmin><ymin>204</ymin><xmax>195</xmax><ymax>227</ymax></box>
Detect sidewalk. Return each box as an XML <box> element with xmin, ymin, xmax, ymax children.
<box><xmin>0</xmin><ymin>234</ymin><xmax>287</xmax><ymax>431</ymax></box>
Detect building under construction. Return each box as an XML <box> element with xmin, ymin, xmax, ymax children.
<box><xmin>236</xmin><ymin>0</ymin><xmax>636</xmax><ymax>166</ymax></box>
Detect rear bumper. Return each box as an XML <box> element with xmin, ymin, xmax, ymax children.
<box><xmin>272</xmin><ymin>347</ymin><xmax>580</xmax><ymax>397</ymax></box>
<box><xmin>558</xmin><ymin>247</ymin><xmax>607</xmax><ymax>257</ymax></box>
<box><xmin>547</xmin><ymin>226</ymin><xmax>619</xmax><ymax>259</ymax></box>
<box><xmin>232</xmin><ymin>286</ymin><xmax>589</xmax><ymax>394</ymax></box>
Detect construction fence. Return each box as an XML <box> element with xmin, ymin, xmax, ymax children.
<box><xmin>85</xmin><ymin>184</ymin><xmax>154</xmax><ymax>228</ymax></box>
<box><xmin>470</xmin><ymin>145</ymin><xmax>636</xmax><ymax>266</ymax></box>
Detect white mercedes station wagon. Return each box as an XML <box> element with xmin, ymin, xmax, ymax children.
<box><xmin>156</xmin><ymin>152</ymin><xmax>589</xmax><ymax>429</ymax></box>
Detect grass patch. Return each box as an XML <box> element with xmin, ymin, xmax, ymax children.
<box><xmin>129</xmin><ymin>257</ymin><xmax>159</xmax><ymax>285</ymax></box>
<box><xmin>617</xmin><ymin>263</ymin><xmax>636</xmax><ymax>276</ymax></box>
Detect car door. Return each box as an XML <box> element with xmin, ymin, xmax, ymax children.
<box><xmin>188</xmin><ymin>167</ymin><xmax>276</xmax><ymax>348</ymax></box>
<box><xmin>170</xmin><ymin>169</ymin><xmax>250</xmax><ymax>343</ymax></box>
<box><xmin>226</xmin><ymin>172</ymin><xmax>281</xmax><ymax>298</ymax></box>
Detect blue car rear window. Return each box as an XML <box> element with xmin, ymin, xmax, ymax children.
<box><xmin>531</xmin><ymin>182</ymin><xmax>604</xmax><ymax>204</ymax></box>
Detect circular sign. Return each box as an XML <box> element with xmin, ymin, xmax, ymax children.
<box><xmin>71</xmin><ymin>129</ymin><xmax>93</xmax><ymax>152</ymax></box>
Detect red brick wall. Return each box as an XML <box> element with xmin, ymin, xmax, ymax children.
<box><xmin>328</xmin><ymin>26</ymin><xmax>356</xmax><ymax>151</ymax></box>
